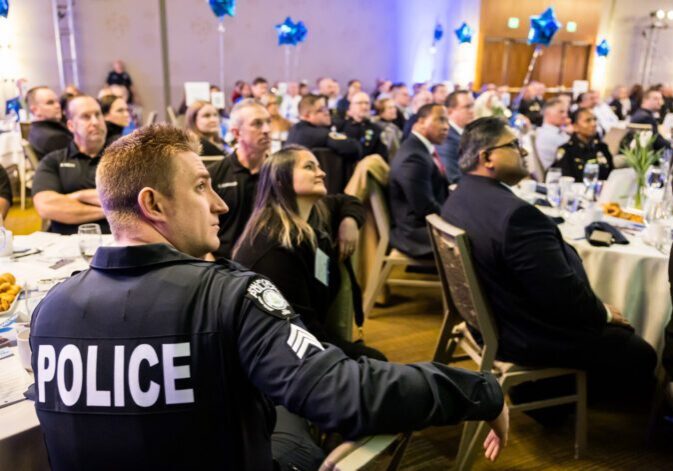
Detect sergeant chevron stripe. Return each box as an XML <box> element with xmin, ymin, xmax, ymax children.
<box><xmin>287</xmin><ymin>324</ymin><xmax>324</xmax><ymax>359</ymax></box>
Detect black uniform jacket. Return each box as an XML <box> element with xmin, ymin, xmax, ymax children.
<box><xmin>234</xmin><ymin>195</ymin><xmax>364</xmax><ymax>340</ymax></box>
<box><xmin>442</xmin><ymin>175</ymin><xmax>608</xmax><ymax>366</ymax></box>
<box><xmin>31</xmin><ymin>243</ymin><xmax>503</xmax><ymax>470</ymax></box>
<box><xmin>285</xmin><ymin>120</ymin><xmax>362</xmax><ymax>160</ymax></box>
<box><xmin>334</xmin><ymin>116</ymin><xmax>389</xmax><ymax>160</ymax></box>
<box><xmin>389</xmin><ymin>133</ymin><xmax>448</xmax><ymax>257</ymax></box>
<box><xmin>630</xmin><ymin>108</ymin><xmax>671</xmax><ymax>152</ymax></box>
<box><xmin>553</xmin><ymin>133</ymin><xmax>614</xmax><ymax>182</ymax></box>
<box><xmin>27</xmin><ymin>120</ymin><xmax>73</xmax><ymax>160</ymax></box>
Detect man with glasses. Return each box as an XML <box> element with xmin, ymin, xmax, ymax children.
<box><xmin>334</xmin><ymin>91</ymin><xmax>388</xmax><ymax>160</ymax></box>
<box><xmin>442</xmin><ymin>117</ymin><xmax>656</xmax><ymax>417</ymax></box>
<box><xmin>436</xmin><ymin>90</ymin><xmax>475</xmax><ymax>183</ymax></box>
<box><xmin>285</xmin><ymin>94</ymin><xmax>361</xmax><ymax>160</ymax></box>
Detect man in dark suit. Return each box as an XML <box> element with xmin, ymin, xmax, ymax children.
<box><xmin>442</xmin><ymin>117</ymin><xmax>656</xmax><ymax>392</ymax></box>
<box><xmin>389</xmin><ymin>103</ymin><xmax>449</xmax><ymax>258</ymax></box>
<box><xmin>26</xmin><ymin>86</ymin><xmax>73</xmax><ymax>160</ymax></box>
<box><xmin>630</xmin><ymin>88</ymin><xmax>671</xmax><ymax>152</ymax></box>
<box><xmin>436</xmin><ymin>91</ymin><xmax>475</xmax><ymax>183</ymax></box>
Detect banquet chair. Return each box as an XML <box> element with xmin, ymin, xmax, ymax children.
<box><xmin>362</xmin><ymin>176</ymin><xmax>440</xmax><ymax>317</ymax></box>
<box><xmin>19</xmin><ymin>121</ymin><xmax>31</xmax><ymax>140</ymax></box>
<box><xmin>603</xmin><ymin>126</ymin><xmax>628</xmax><ymax>156</ymax></box>
<box><xmin>526</xmin><ymin>133</ymin><xmax>546</xmax><ymax>182</ymax></box>
<box><xmin>626</xmin><ymin>123</ymin><xmax>653</xmax><ymax>132</ymax></box>
<box><xmin>144</xmin><ymin>111</ymin><xmax>158</xmax><ymax>126</ymax></box>
<box><xmin>166</xmin><ymin>106</ymin><xmax>179</xmax><ymax>127</ymax></box>
<box><xmin>324</xmin><ymin>433</ymin><xmax>411</xmax><ymax>471</ymax></box>
<box><xmin>425</xmin><ymin>214</ymin><xmax>587</xmax><ymax>470</ymax></box>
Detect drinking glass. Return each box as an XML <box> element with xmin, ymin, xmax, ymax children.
<box><xmin>583</xmin><ymin>163</ymin><xmax>599</xmax><ymax>199</ymax></box>
<box><xmin>545</xmin><ymin>168</ymin><xmax>562</xmax><ymax>185</ymax></box>
<box><xmin>78</xmin><ymin>224</ymin><xmax>102</xmax><ymax>263</ymax></box>
<box><xmin>646</xmin><ymin>166</ymin><xmax>664</xmax><ymax>189</ymax></box>
<box><xmin>546</xmin><ymin>182</ymin><xmax>562</xmax><ymax>209</ymax></box>
<box><xmin>561</xmin><ymin>190</ymin><xmax>581</xmax><ymax>219</ymax></box>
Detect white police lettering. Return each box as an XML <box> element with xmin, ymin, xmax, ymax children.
<box><xmin>247</xmin><ymin>278</ymin><xmax>292</xmax><ymax>316</ymax></box>
<box><xmin>36</xmin><ymin>342</ymin><xmax>195</xmax><ymax>408</ymax></box>
<box><xmin>287</xmin><ymin>324</ymin><xmax>324</xmax><ymax>359</ymax></box>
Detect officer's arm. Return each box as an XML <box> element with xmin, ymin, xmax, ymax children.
<box><xmin>326</xmin><ymin>133</ymin><xmax>362</xmax><ymax>160</ymax></box>
<box><xmin>236</xmin><ymin>287</ymin><xmax>503</xmax><ymax>438</ymax></box>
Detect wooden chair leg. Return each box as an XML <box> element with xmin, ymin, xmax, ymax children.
<box><xmin>575</xmin><ymin>371</ymin><xmax>587</xmax><ymax>458</ymax></box>
<box><xmin>364</xmin><ymin>261</ymin><xmax>394</xmax><ymax>318</ymax></box>
<box><xmin>456</xmin><ymin>420</ymin><xmax>489</xmax><ymax>471</ymax></box>
<box><xmin>453</xmin><ymin>421</ymin><xmax>478</xmax><ymax>471</ymax></box>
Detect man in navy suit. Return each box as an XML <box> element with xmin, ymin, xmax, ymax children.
<box><xmin>389</xmin><ymin>103</ymin><xmax>449</xmax><ymax>258</ymax></box>
<box><xmin>436</xmin><ymin>90</ymin><xmax>475</xmax><ymax>183</ymax></box>
<box><xmin>630</xmin><ymin>88</ymin><xmax>671</xmax><ymax>152</ymax></box>
<box><xmin>442</xmin><ymin>117</ymin><xmax>656</xmax><ymax>393</ymax></box>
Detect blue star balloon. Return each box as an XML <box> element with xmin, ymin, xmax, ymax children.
<box><xmin>208</xmin><ymin>0</ymin><xmax>235</xmax><ymax>19</ymax></box>
<box><xmin>0</xmin><ymin>0</ymin><xmax>8</xmax><ymax>18</ymax></box>
<box><xmin>275</xmin><ymin>17</ymin><xmax>297</xmax><ymax>46</ymax></box>
<box><xmin>294</xmin><ymin>21</ymin><xmax>308</xmax><ymax>44</ymax></box>
<box><xmin>454</xmin><ymin>22</ymin><xmax>473</xmax><ymax>44</ymax></box>
<box><xmin>528</xmin><ymin>7</ymin><xmax>562</xmax><ymax>46</ymax></box>
<box><xmin>434</xmin><ymin>22</ymin><xmax>444</xmax><ymax>43</ymax></box>
<box><xmin>5</xmin><ymin>97</ymin><xmax>21</xmax><ymax>120</ymax></box>
<box><xmin>596</xmin><ymin>39</ymin><xmax>610</xmax><ymax>57</ymax></box>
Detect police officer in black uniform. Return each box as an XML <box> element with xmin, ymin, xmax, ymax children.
<box><xmin>31</xmin><ymin>124</ymin><xmax>507</xmax><ymax>471</ymax></box>
<box><xmin>285</xmin><ymin>94</ymin><xmax>362</xmax><ymax>160</ymax></box>
<box><xmin>516</xmin><ymin>82</ymin><xmax>545</xmax><ymax>127</ymax></box>
<box><xmin>31</xmin><ymin>95</ymin><xmax>109</xmax><ymax>235</ymax></box>
<box><xmin>553</xmin><ymin>107</ymin><xmax>614</xmax><ymax>182</ymax></box>
<box><xmin>334</xmin><ymin>91</ymin><xmax>389</xmax><ymax>161</ymax></box>
<box><xmin>207</xmin><ymin>99</ymin><xmax>270</xmax><ymax>258</ymax></box>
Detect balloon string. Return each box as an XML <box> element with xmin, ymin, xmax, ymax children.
<box><xmin>514</xmin><ymin>45</ymin><xmax>544</xmax><ymax>113</ymax></box>
<box><xmin>218</xmin><ymin>21</ymin><xmax>226</xmax><ymax>101</ymax></box>
<box><xmin>285</xmin><ymin>45</ymin><xmax>291</xmax><ymax>82</ymax></box>
<box><xmin>293</xmin><ymin>44</ymin><xmax>301</xmax><ymax>80</ymax></box>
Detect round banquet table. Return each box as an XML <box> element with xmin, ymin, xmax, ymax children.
<box><xmin>560</xmin><ymin>221</ymin><xmax>671</xmax><ymax>354</ymax></box>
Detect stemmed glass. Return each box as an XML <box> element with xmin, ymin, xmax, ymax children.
<box><xmin>583</xmin><ymin>163</ymin><xmax>599</xmax><ymax>201</ymax></box>
<box><xmin>77</xmin><ymin>224</ymin><xmax>102</xmax><ymax>264</ymax></box>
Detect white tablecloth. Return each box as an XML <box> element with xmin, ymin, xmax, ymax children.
<box><xmin>0</xmin><ymin>130</ymin><xmax>22</xmax><ymax>169</ymax></box>
<box><xmin>560</xmin><ymin>222</ymin><xmax>671</xmax><ymax>353</ymax></box>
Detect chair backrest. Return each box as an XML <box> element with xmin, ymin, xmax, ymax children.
<box><xmin>19</xmin><ymin>121</ymin><xmax>31</xmax><ymax>140</ymax></box>
<box><xmin>144</xmin><ymin>111</ymin><xmax>158</xmax><ymax>127</ymax></box>
<box><xmin>526</xmin><ymin>133</ymin><xmax>546</xmax><ymax>182</ymax></box>
<box><xmin>603</xmin><ymin>126</ymin><xmax>628</xmax><ymax>156</ymax></box>
<box><xmin>166</xmin><ymin>106</ymin><xmax>179</xmax><ymax>126</ymax></box>
<box><xmin>626</xmin><ymin>122</ymin><xmax>653</xmax><ymax>132</ymax></box>
<box><xmin>367</xmin><ymin>175</ymin><xmax>391</xmax><ymax>255</ymax></box>
<box><xmin>426</xmin><ymin>214</ymin><xmax>499</xmax><ymax>369</ymax></box>
<box><xmin>21</xmin><ymin>139</ymin><xmax>40</xmax><ymax>170</ymax></box>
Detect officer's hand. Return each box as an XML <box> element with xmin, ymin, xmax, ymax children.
<box><xmin>483</xmin><ymin>403</ymin><xmax>509</xmax><ymax>461</ymax></box>
<box><xmin>337</xmin><ymin>217</ymin><xmax>359</xmax><ymax>262</ymax></box>
<box><xmin>319</xmin><ymin>441</ymin><xmax>357</xmax><ymax>471</ymax></box>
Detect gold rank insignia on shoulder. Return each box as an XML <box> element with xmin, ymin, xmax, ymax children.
<box><xmin>329</xmin><ymin>131</ymin><xmax>347</xmax><ymax>140</ymax></box>
<box><xmin>556</xmin><ymin>148</ymin><xmax>565</xmax><ymax>160</ymax></box>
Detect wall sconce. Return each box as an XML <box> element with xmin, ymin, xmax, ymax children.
<box><xmin>507</xmin><ymin>17</ymin><xmax>519</xmax><ymax>29</ymax></box>
<box><xmin>566</xmin><ymin>21</ymin><xmax>577</xmax><ymax>32</ymax></box>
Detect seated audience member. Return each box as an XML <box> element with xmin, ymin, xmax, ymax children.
<box><xmin>32</xmin><ymin>95</ymin><xmax>109</xmax><ymax>235</ymax></box>
<box><xmin>231</xmin><ymin>80</ymin><xmax>252</xmax><ymax>104</ymax></box>
<box><xmin>318</xmin><ymin>77</ymin><xmax>340</xmax><ymax>112</ymax></box>
<box><xmin>0</xmin><ymin>165</ymin><xmax>12</xmax><ymax>219</ymax></box>
<box><xmin>516</xmin><ymin>81</ymin><xmax>544</xmax><ymax>127</ymax></box>
<box><xmin>335</xmin><ymin>91</ymin><xmax>389</xmax><ymax>160</ymax></box>
<box><xmin>279</xmin><ymin>81</ymin><xmax>301</xmax><ymax>122</ymax></box>
<box><xmin>105</xmin><ymin>59</ymin><xmax>138</xmax><ymax>104</ymax></box>
<box><xmin>99</xmin><ymin>94</ymin><xmax>131</xmax><ymax>146</ymax></box>
<box><xmin>554</xmin><ymin>107</ymin><xmax>614</xmax><ymax>182</ymax></box>
<box><xmin>535</xmin><ymin>98</ymin><xmax>571</xmax><ymax>170</ymax></box>
<box><xmin>208</xmin><ymin>99</ymin><xmax>271</xmax><ymax>258</ymax></box>
<box><xmin>285</xmin><ymin>94</ymin><xmax>361</xmax><ymax>160</ymax></box>
<box><xmin>660</xmin><ymin>84</ymin><xmax>673</xmax><ymax>118</ymax></box>
<box><xmin>336</xmin><ymin>79</ymin><xmax>362</xmax><ymax>119</ymax></box>
<box><xmin>391</xmin><ymin>82</ymin><xmax>412</xmax><ymax>130</ymax></box>
<box><xmin>436</xmin><ymin>90</ymin><xmax>475</xmax><ymax>183</ymax></box>
<box><xmin>371</xmin><ymin>78</ymin><xmax>392</xmax><ymax>101</ymax></box>
<box><xmin>262</xmin><ymin>93</ymin><xmax>291</xmax><ymax>135</ymax></box>
<box><xmin>251</xmin><ymin>76</ymin><xmax>270</xmax><ymax>101</ymax></box>
<box><xmin>442</xmin><ymin>117</ymin><xmax>655</xmax><ymax>392</ymax></box>
<box><xmin>26</xmin><ymin>86</ymin><xmax>73</xmax><ymax>160</ymax></box>
<box><xmin>298</xmin><ymin>81</ymin><xmax>310</xmax><ymax>96</ymax></box>
<box><xmin>372</xmin><ymin>97</ymin><xmax>403</xmax><ymax>160</ymax></box>
<box><xmin>609</xmin><ymin>85</ymin><xmax>632</xmax><ymax>120</ymax></box>
<box><xmin>630</xmin><ymin>88</ymin><xmax>672</xmax><ymax>151</ymax></box>
<box><xmin>31</xmin><ymin>123</ymin><xmax>507</xmax><ymax>470</ymax></box>
<box><xmin>430</xmin><ymin>83</ymin><xmax>449</xmax><ymax>105</ymax></box>
<box><xmin>629</xmin><ymin>84</ymin><xmax>644</xmax><ymax>113</ymax></box>
<box><xmin>402</xmin><ymin>90</ymin><xmax>434</xmax><ymax>139</ymax></box>
<box><xmin>234</xmin><ymin>145</ymin><xmax>386</xmax><ymax>361</ymax></box>
<box><xmin>389</xmin><ymin>103</ymin><xmax>450</xmax><ymax>258</ymax></box>
<box><xmin>185</xmin><ymin>100</ymin><xmax>226</xmax><ymax>156</ymax></box>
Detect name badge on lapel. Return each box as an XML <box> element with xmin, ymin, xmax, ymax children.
<box><xmin>314</xmin><ymin>248</ymin><xmax>329</xmax><ymax>286</ymax></box>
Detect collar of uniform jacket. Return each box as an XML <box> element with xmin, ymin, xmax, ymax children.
<box><xmin>66</xmin><ymin>140</ymin><xmax>103</xmax><ymax>160</ymax></box>
<box><xmin>90</xmin><ymin>243</ymin><xmax>201</xmax><ymax>270</ymax></box>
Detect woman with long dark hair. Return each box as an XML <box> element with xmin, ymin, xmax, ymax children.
<box><xmin>233</xmin><ymin>145</ymin><xmax>386</xmax><ymax>361</ymax></box>
<box><xmin>185</xmin><ymin>100</ymin><xmax>226</xmax><ymax>156</ymax></box>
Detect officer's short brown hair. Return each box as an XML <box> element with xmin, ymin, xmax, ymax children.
<box><xmin>97</xmin><ymin>124</ymin><xmax>201</xmax><ymax>225</ymax></box>
<box><xmin>298</xmin><ymin>94</ymin><xmax>326</xmax><ymax>117</ymax></box>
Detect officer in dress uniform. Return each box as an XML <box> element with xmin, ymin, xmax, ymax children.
<box><xmin>30</xmin><ymin>124</ymin><xmax>507</xmax><ymax>471</ymax></box>
<box><xmin>334</xmin><ymin>91</ymin><xmax>389</xmax><ymax>160</ymax></box>
<box><xmin>553</xmin><ymin>107</ymin><xmax>614</xmax><ymax>182</ymax></box>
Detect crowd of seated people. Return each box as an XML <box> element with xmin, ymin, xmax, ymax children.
<box><xmin>3</xmin><ymin>68</ymin><xmax>673</xmax><ymax>470</ymax></box>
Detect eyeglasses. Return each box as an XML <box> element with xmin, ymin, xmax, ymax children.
<box><xmin>484</xmin><ymin>139</ymin><xmax>527</xmax><ymax>155</ymax></box>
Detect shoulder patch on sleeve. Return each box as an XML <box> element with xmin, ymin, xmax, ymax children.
<box><xmin>246</xmin><ymin>277</ymin><xmax>297</xmax><ymax>320</ymax></box>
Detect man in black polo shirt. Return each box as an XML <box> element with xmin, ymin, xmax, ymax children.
<box><xmin>0</xmin><ymin>165</ymin><xmax>12</xmax><ymax>219</ymax></box>
<box><xmin>26</xmin><ymin>86</ymin><xmax>73</xmax><ymax>160</ymax></box>
<box><xmin>32</xmin><ymin>95</ymin><xmax>109</xmax><ymax>235</ymax></box>
<box><xmin>334</xmin><ymin>91</ymin><xmax>389</xmax><ymax>160</ymax></box>
<box><xmin>207</xmin><ymin>99</ymin><xmax>271</xmax><ymax>258</ymax></box>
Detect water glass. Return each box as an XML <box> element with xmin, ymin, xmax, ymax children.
<box><xmin>78</xmin><ymin>224</ymin><xmax>102</xmax><ymax>263</ymax></box>
<box><xmin>583</xmin><ymin>163</ymin><xmax>599</xmax><ymax>199</ymax></box>
<box><xmin>646</xmin><ymin>166</ymin><xmax>665</xmax><ymax>189</ymax></box>
<box><xmin>561</xmin><ymin>191</ymin><xmax>581</xmax><ymax>217</ymax></box>
<box><xmin>545</xmin><ymin>168</ymin><xmax>562</xmax><ymax>185</ymax></box>
<box><xmin>546</xmin><ymin>182</ymin><xmax>562</xmax><ymax>208</ymax></box>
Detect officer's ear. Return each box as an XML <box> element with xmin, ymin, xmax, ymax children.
<box><xmin>137</xmin><ymin>187</ymin><xmax>169</xmax><ymax>223</ymax></box>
